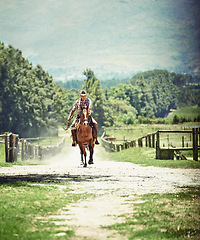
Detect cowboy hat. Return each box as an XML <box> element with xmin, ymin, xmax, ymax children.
<box><xmin>79</xmin><ymin>90</ymin><xmax>87</xmax><ymax>96</ymax></box>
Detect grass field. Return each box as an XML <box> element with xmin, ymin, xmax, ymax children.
<box><xmin>0</xmin><ymin>121</ymin><xmax>199</xmax><ymax>239</ymax></box>
<box><xmin>103</xmin><ymin>122</ymin><xmax>199</xmax><ymax>142</ymax></box>
<box><xmin>1</xmin><ymin>182</ymin><xmax>199</xmax><ymax>240</ymax></box>
<box><xmin>104</xmin><ymin>186</ymin><xmax>200</xmax><ymax>240</ymax></box>
<box><xmin>0</xmin><ymin>181</ymin><xmax>93</xmax><ymax>240</ymax></box>
<box><xmin>167</xmin><ymin>106</ymin><xmax>200</xmax><ymax>120</ymax></box>
<box><xmin>101</xmin><ymin>147</ymin><xmax>200</xmax><ymax>169</ymax></box>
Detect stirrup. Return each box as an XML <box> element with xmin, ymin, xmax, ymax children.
<box><xmin>95</xmin><ymin>139</ymin><xmax>100</xmax><ymax>145</ymax></box>
<box><xmin>72</xmin><ymin>141</ymin><xmax>77</xmax><ymax>147</ymax></box>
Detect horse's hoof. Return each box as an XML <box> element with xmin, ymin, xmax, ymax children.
<box><xmin>83</xmin><ymin>164</ymin><xmax>87</xmax><ymax>168</ymax></box>
<box><xmin>88</xmin><ymin>160</ymin><xmax>94</xmax><ymax>164</ymax></box>
<box><xmin>80</xmin><ymin>161</ymin><xmax>84</xmax><ymax>165</ymax></box>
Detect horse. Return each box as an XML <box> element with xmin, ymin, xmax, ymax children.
<box><xmin>76</xmin><ymin>105</ymin><xmax>95</xmax><ymax>167</ymax></box>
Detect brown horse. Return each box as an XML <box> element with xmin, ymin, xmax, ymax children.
<box><xmin>77</xmin><ymin>105</ymin><xmax>95</xmax><ymax>167</ymax></box>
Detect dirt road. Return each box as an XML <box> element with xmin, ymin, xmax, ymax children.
<box><xmin>0</xmin><ymin>141</ymin><xmax>199</xmax><ymax>240</ymax></box>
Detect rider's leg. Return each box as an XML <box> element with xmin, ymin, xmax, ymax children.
<box><xmin>71</xmin><ymin>129</ymin><xmax>77</xmax><ymax>147</ymax></box>
<box><xmin>92</xmin><ymin>123</ymin><xmax>99</xmax><ymax>144</ymax></box>
<box><xmin>70</xmin><ymin>118</ymin><xmax>78</xmax><ymax>147</ymax></box>
<box><xmin>89</xmin><ymin>116</ymin><xmax>99</xmax><ymax>145</ymax></box>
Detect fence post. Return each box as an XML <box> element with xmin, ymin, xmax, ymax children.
<box><xmin>148</xmin><ymin>134</ymin><xmax>151</xmax><ymax>147</ymax></box>
<box><xmin>13</xmin><ymin>134</ymin><xmax>18</xmax><ymax>162</ymax></box>
<box><xmin>138</xmin><ymin>138</ymin><xmax>143</xmax><ymax>147</ymax></box>
<box><xmin>24</xmin><ymin>140</ymin><xmax>28</xmax><ymax>160</ymax></box>
<box><xmin>38</xmin><ymin>146</ymin><xmax>42</xmax><ymax>160</ymax></box>
<box><xmin>157</xmin><ymin>131</ymin><xmax>160</xmax><ymax>148</ymax></box>
<box><xmin>182</xmin><ymin>136</ymin><xmax>184</xmax><ymax>148</ymax></box>
<box><xmin>5</xmin><ymin>134</ymin><xmax>9</xmax><ymax>162</ymax></box>
<box><xmin>145</xmin><ymin>136</ymin><xmax>148</xmax><ymax>147</ymax></box>
<box><xmin>9</xmin><ymin>134</ymin><xmax>14</xmax><ymax>162</ymax></box>
<box><xmin>21</xmin><ymin>140</ymin><xmax>25</xmax><ymax>160</ymax></box>
<box><xmin>116</xmin><ymin>144</ymin><xmax>120</xmax><ymax>151</ymax></box>
<box><xmin>152</xmin><ymin>133</ymin><xmax>155</xmax><ymax>148</ymax></box>
<box><xmin>193</xmin><ymin>127</ymin><xmax>198</xmax><ymax>161</ymax></box>
<box><xmin>199</xmin><ymin>127</ymin><xmax>200</xmax><ymax>144</ymax></box>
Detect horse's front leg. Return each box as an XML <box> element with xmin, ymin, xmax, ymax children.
<box><xmin>81</xmin><ymin>151</ymin><xmax>84</xmax><ymax>165</ymax></box>
<box><xmin>79</xmin><ymin>144</ymin><xmax>87</xmax><ymax>167</ymax></box>
<box><xmin>79</xmin><ymin>145</ymin><xmax>84</xmax><ymax>165</ymax></box>
<box><xmin>81</xmin><ymin>146</ymin><xmax>87</xmax><ymax>167</ymax></box>
<box><xmin>88</xmin><ymin>143</ymin><xmax>94</xmax><ymax>165</ymax></box>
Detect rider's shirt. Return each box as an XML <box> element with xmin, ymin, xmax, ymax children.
<box><xmin>69</xmin><ymin>98</ymin><xmax>92</xmax><ymax>118</ymax></box>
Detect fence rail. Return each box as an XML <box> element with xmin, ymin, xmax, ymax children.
<box><xmin>0</xmin><ymin>133</ymin><xmax>66</xmax><ymax>162</ymax></box>
<box><xmin>101</xmin><ymin>133</ymin><xmax>136</xmax><ymax>152</ymax></box>
<box><xmin>101</xmin><ymin>127</ymin><xmax>200</xmax><ymax>161</ymax></box>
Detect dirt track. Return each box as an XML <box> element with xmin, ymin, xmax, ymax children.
<box><xmin>0</xmin><ymin>136</ymin><xmax>200</xmax><ymax>240</ymax></box>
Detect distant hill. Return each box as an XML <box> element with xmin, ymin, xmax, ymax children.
<box><xmin>130</xmin><ymin>69</ymin><xmax>197</xmax><ymax>87</ymax></box>
<box><xmin>56</xmin><ymin>77</ymin><xmax>131</xmax><ymax>90</ymax></box>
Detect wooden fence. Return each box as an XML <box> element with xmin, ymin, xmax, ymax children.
<box><xmin>101</xmin><ymin>127</ymin><xmax>200</xmax><ymax>161</ymax></box>
<box><xmin>0</xmin><ymin>133</ymin><xmax>66</xmax><ymax>162</ymax></box>
<box><xmin>101</xmin><ymin>132</ymin><xmax>136</xmax><ymax>152</ymax></box>
<box><xmin>155</xmin><ymin>128</ymin><xmax>199</xmax><ymax>161</ymax></box>
<box><xmin>0</xmin><ymin>133</ymin><xmax>19</xmax><ymax>162</ymax></box>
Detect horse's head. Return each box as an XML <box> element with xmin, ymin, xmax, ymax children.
<box><xmin>81</xmin><ymin>105</ymin><xmax>89</xmax><ymax>127</ymax></box>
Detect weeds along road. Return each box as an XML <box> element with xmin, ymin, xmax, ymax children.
<box><xmin>0</xmin><ymin>134</ymin><xmax>200</xmax><ymax>240</ymax></box>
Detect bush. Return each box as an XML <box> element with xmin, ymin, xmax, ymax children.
<box><xmin>172</xmin><ymin>115</ymin><xmax>180</xmax><ymax>124</ymax></box>
<box><xmin>122</xmin><ymin>112</ymin><xmax>136</xmax><ymax>124</ymax></box>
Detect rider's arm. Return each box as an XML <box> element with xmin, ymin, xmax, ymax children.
<box><xmin>68</xmin><ymin>99</ymin><xmax>78</xmax><ymax>120</ymax></box>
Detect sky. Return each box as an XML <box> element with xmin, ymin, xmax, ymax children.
<box><xmin>0</xmin><ymin>0</ymin><xmax>200</xmax><ymax>80</ymax></box>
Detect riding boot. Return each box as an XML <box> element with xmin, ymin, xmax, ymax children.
<box><xmin>71</xmin><ymin>129</ymin><xmax>77</xmax><ymax>147</ymax></box>
<box><xmin>92</xmin><ymin>123</ymin><xmax>100</xmax><ymax>145</ymax></box>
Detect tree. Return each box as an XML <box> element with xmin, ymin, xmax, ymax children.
<box><xmin>0</xmin><ymin>42</ymin><xmax>75</xmax><ymax>137</ymax></box>
<box><xmin>134</xmin><ymin>77</ymin><xmax>156</xmax><ymax>117</ymax></box>
<box><xmin>83</xmin><ymin>69</ymin><xmax>114</xmax><ymax>127</ymax></box>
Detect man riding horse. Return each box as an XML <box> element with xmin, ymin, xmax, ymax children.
<box><xmin>67</xmin><ymin>90</ymin><xmax>99</xmax><ymax>147</ymax></box>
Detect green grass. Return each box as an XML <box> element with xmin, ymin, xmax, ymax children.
<box><xmin>104</xmin><ymin>123</ymin><xmax>198</xmax><ymax>142</ymax></box>
<box><xmin>29</xmin><ymin>136</ymin><xmax>64</xmax><ymax>146</ymax></box>
<box><xmin>101</xmin><ymin>147</ymin><xmax>200</xmax><ymax>169</ymax></box>
<box><xmin>167</xmin><ymin>106</ymin><xmax>200</xmax><ymax>120</ymax></box>
<box><xmin>0</xmin><ymin>181</ymin><xmax>92</xmax><ymax>240</ymax></box>
<box><xmin>103</xmin><ymin>186</ymin><xmax>200</xmax><ymax>239</ymax></box>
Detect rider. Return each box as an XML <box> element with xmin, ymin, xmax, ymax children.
<box><xmin>67</xmin><ymin>90</ymin><xmax>99</xmax><ymax>147</ymax></box>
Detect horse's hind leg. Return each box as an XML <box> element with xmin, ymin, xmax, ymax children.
<box><xmin>79</xmin><ymin>146</ymin><xmax>84</xmax><ymax>165</ymax></box>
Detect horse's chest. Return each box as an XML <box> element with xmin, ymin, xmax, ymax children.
<box><xmin>77</xmin><ymin>126</ymin><xmax>92</xmax><ymax>140</ymax></box>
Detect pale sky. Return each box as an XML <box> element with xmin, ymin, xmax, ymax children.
<box><xmin>0</xmin><ymin>0</ymin><xmax>199</xmax><ymax>78</ymax></box>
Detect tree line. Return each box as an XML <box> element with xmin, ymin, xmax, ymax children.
<box><xmin>0</xmin><ymin>43</ymin><xmax>76</xmax><ymax>137</ymax></box>
<box><xmin>1</xmin><ymin>43</ymin><xmax>199</xmax><ymax>137</ymax></box>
